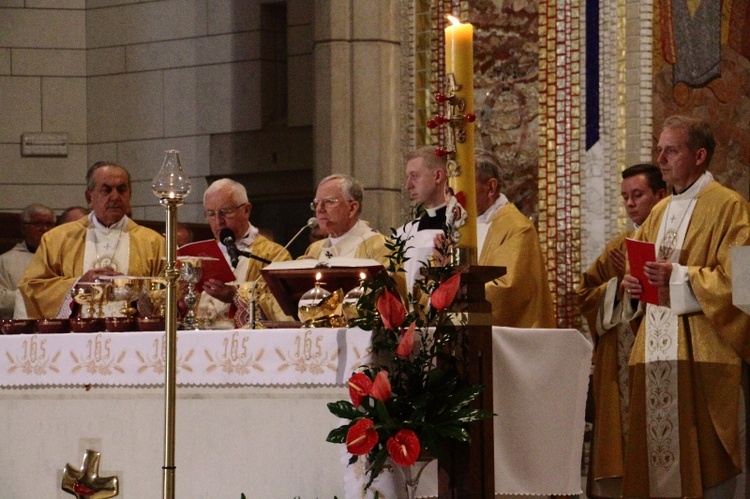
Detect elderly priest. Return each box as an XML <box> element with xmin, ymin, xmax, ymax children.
<box><xmin>18</xmin><ymin>161</ymin><xmax>166</xmax><ymax>319</ymax></box>
<box><xmin>303</xmin><ymin>174</ymin><xmax>390</xmax><ymax>266</ymax></box>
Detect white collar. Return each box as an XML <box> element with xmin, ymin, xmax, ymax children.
<box><xmin>477</xmin><ymin>194</ymin><xmax>509</xmax><ymax>224</ymax></box>
<box><xmin>234</xmin><ymin>224</ymin><xmax>259</xmax><ymax>250</ymax></box>
<box><xmin>89</xmin><ymin>213</ymin><xmax>129</xmax><ymax>231</ymax></box>
<box><xmin>424</xmin><ymin>203</ymin><xmax>446</xmax><ymax>217</ymax></box>
<box><xmin>673</xmin><ymin>171</ymin><xmax>712</xmax><ymax>200</ymax></box>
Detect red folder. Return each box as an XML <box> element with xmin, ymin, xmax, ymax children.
<box><xmin>176</xmin><ymin>239</ymin><xmax>235</xmax><ymax>292</ymax></box>
<box><xmin>625</xmin><ymin>238</ymin><xmax>659</xmax><ymax>305</ymax></box>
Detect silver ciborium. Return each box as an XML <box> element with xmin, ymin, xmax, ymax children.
<box><xmin>104</xmin><ymin>276</ymin><xmax>144</xmax><ymax>317</ymax></box>
<box><xmin>178</xmin><ymin>256</ymin><xmax>216</xmax><ymax>329</ymax></box>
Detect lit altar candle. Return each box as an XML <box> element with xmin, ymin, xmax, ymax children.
<box><xmin>445</xmin><ymin>15</ymin><xmax>477</xmax><ymax>264</ymax></box>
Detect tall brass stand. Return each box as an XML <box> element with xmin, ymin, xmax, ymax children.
<box><xmin>160</xmin><ymin>198</ymin><xmax>182</xmax><ymax>499</ymax></box>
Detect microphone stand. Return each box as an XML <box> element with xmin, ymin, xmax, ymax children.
<box><xmin>237</xmin><ymin>249</ymin><xmax>271</xmax><ymax>265</ymax></box>
<box><xmin>248</xmin><ymin>219</ymin><xmax>316</xmax><ymax>329</ymax></box>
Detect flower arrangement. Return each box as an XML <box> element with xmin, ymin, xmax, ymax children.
<box><xmin>325</xmin><ymin>230</ymin><xmax>493</xmax><ymax>489</ymax></box>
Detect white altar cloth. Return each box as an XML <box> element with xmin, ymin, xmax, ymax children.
<box><xmin>0</xmin><ymin>327</ymin><xmax>592</xmax><ymax>498</ymax></box>
<box><xmin>0</xmin><ymin>328</ymin><xmax>372</xmax><ymax>387</ymax></box>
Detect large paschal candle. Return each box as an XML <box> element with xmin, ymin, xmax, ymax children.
<box><xmin>445</xmin><ymin>16</ymin><xmax>477</xmax><ymax>262</ymax></box>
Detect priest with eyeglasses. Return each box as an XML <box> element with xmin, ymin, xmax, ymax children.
<box><xmin>195</xmin><ymin>178</ymin><xmax>291</xmax><ymax>325</ymax></box>
<box><xmin>18</xmin><ymin>161</ymin><xmax>166</xmax><ymax>319</ymax></box>
<box><xmin>302</xmin><ymin>174</ymin><xmax>389</xmax><ymax>266</ymax></box>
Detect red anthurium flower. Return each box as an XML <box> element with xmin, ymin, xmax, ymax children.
<box><xmin>386</xmin><ymin>429</ymin><xmax>421</xmax><ymax>466</ymax></box>
<box><xmin>370</xmin><ymin>370</ymin><xmax>392</xmax><ymax>402</ymax></box>
<box><xmin>431</xmin><ymin>273</ymin><xmax>461</xmax><ymax>311</ymax></box>
<box><xmin>396</xmin><ymin>322</ymin><xmax>416</xmax><ymax>358</ymax></box>
<box><xmin>346</xmin><ymin>418</ymin><xmax>379</xmax><ymax>455</ymax></box>
<box><xmin>348</xmin><ymin>372</ymin><xmax>373</xmax><ymax>407</ymax></box>
<box><xmin>377</xmin><ymin>290</ymin><xmax>406</xmax><ymax>330</ymax></box>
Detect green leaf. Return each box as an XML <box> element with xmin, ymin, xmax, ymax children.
<box><xmin>326</xmin><ymin>424</ymin><xmax>351</xmax><ymax>443</ymax></box>
<box><xmin>327</xmin><ymin>400</ymin><xmax>361</xmax><ymax>419</ymax></box>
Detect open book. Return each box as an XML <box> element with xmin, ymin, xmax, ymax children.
<box><xmin>262</xmin><ymin>257</ymin><xmax>384</xmax><ymax>270</ymax></box>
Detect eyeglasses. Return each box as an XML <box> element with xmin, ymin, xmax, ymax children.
<box><xmin>204</xmin><ymin>204</ymin><xmax>248</xmax><ymax>220</ymax></box>
<box><xmin>23</xmin><ymin>221</ymin><xmax>55</xmax><ymax>228</ymax></box>
<box><xmin>310</xmin><ymin>197</ymin><xmax>346</xmax><ymax>212</ymax></box>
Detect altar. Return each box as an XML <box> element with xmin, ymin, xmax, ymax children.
<box><xmin>0</xmin><ymin>327</ymin><xmax>591</xmax><ymax>498</ymax></box>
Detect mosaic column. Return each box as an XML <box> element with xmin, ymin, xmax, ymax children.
<box><xmin>538</xmin><ymin>0</ymin><xmax>582</xmax><ymax>329</ymax></box>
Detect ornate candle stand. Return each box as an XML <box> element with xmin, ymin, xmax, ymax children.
<box><xmin>152</xmin><ymin>150</ymin><xmax>191</xmax><ymax>499</ymax></box>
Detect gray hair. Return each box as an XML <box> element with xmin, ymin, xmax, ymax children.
<box><xmin>319</xmin><ymin>174</ymin><xmax>363</xmax><ymax>215</ymax></box>
<box><xmin>475</xmin><ymin>150</ymin><xmax>503</xmax><ymax>186</ymax></box>
<box><xmin>21</xmin><ymin>203</ymin><xmax>55</xmax><ymax>224</ymax></box>
<box><xmin>661</xmin><ymin>115</ymin><xmax>716</xmax><ymax>167</ymax></box>
<box><xmin>203</xmin><ymin>178</ymin><xmax>250</xmax><ymax>206</ymax></box>
<box><xmin>86</xmin><ymin>161</ymin><xmax>131</xmax><ymax>191</ymax></box>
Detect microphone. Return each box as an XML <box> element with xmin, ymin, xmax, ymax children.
<box><xmin>270</xmin><ymin>217</ymin><xmax>318</xmax><ymax>263</ymax></box>
<box><xmin>220</xmin><ymin>228</ymin><xmax>241</xmax><ymax>268</ymax></box>
<box><xmin>220</xmin><ymin>228</ymin><xmax>272</xmax><ymax>268</ymax></box>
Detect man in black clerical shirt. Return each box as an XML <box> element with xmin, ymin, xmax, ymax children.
<box><xmin>395</xmin><ymin>145</ymin><xmax>448</xmax><ymax>294</ymax></box>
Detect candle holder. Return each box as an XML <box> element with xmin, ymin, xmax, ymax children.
<box><xmin>151</xmin><ymin>149</ymin><xmax>191</xmax><ymax>499</ymax></box>
<box><xmin>232</xmin><ymin>281</ymin><xmax>259</xmax><ymax>328</ymax></box>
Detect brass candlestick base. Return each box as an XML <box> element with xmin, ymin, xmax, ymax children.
<box><xmin>62</xmin><ymin>449</ymin><xmax>119</xmax><ymax>499</ymax></box>
<box><xmin>450</xmin><ymin>246</ymin><xmax>477</xmax><ymax>267</ymax></box>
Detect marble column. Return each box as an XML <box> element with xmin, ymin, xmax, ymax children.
<box><xmin>313</xmin><ymin>0</ymin><xmax>403</xmax><ymax>233</ymax></box>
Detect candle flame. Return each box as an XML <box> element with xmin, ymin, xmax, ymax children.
<box><xmin>315</xmin><ymin>272</ymin><xmax>322</xmax><ymax>281</ymax></box>
<box><xmin>359</xmin><ymin>272</ymin><xmax>366</xmax><ymax>280</ymax></box>
<box><xmin>446</xmin><ymin>14</ymin><xmax>461</xmax><ymax>26</ymax></box>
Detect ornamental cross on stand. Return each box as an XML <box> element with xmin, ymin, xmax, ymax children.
<box><xmin>61</xmin><ymin>449</ymin><xmax>119</xmax><ymax>499</ymax></box>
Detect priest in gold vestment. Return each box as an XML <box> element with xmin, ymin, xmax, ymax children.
<box><xmin>620</xmin><ymin>116</ymin><xmax>750</xmax><ymax>498</ymax></box>
<box><xmin>19</xmin><ymin>162</ymin><xmax>166</xmax><ymax>319</ymax></box>
<box><xmin>578</xmin><ymin>164</ymin><xmax>666</xmax><ymax>498</ymax></box>
<box><xmin>475</xmin><ymin>151</ymin><xmax>555</xmax><ymax>328</ymax></box>
<box><xmin>303</xmin><ymin>174</ymin><xmax>390</xmax><ymax>266</ymax></box>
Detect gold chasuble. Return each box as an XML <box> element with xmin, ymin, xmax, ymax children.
<box><xmin>479</xmin><ymin>203</ymin><xmax>555</xmax><ymax>328</ymax></box>
<box><xmin>241</xmin><ymin>235</ymin><xmax>291</xmax><ymax>321</ymax></box>
<box><xmin>578</xmin><ymin>231</ymin><xmax>637</xmax><ymax>497</ymax></box>
<box><xmin>623</xmin><ymin>176</ymin><xmax>750</xmax><ymax>498</ymax></box>
<box><xmin>303</xmin><ymin>221</ymin><xmax>390</xmax><ymax>267</ymax></box>
<box><xmin>19</xmin><ymin>217</ymin><xmax>166</xmax><ymax>319</ymax></box>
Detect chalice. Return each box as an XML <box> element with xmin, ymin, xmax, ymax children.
<box><xmin>106</xmin><ymin>276</ymin><xmax>143</xmax><ymax>317</ymax></box>
<box><xmin>139</xmin><ymin>277</ymin><xmax>167</xmax><ymax>317</ymax></box>
<box><xmin>71</xmin><ymin>280</ymin><xmax>110</xmax><ymax>318</ymax></box>
<box><xmin>71</xmin><ymin>283</ymin><xmax>96</xmax><ymax>318</ymax></box>
<box><xmin>178</xmin><ymin>256</ymin><xmax>216</xmax><ymax>329</ymax></box>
